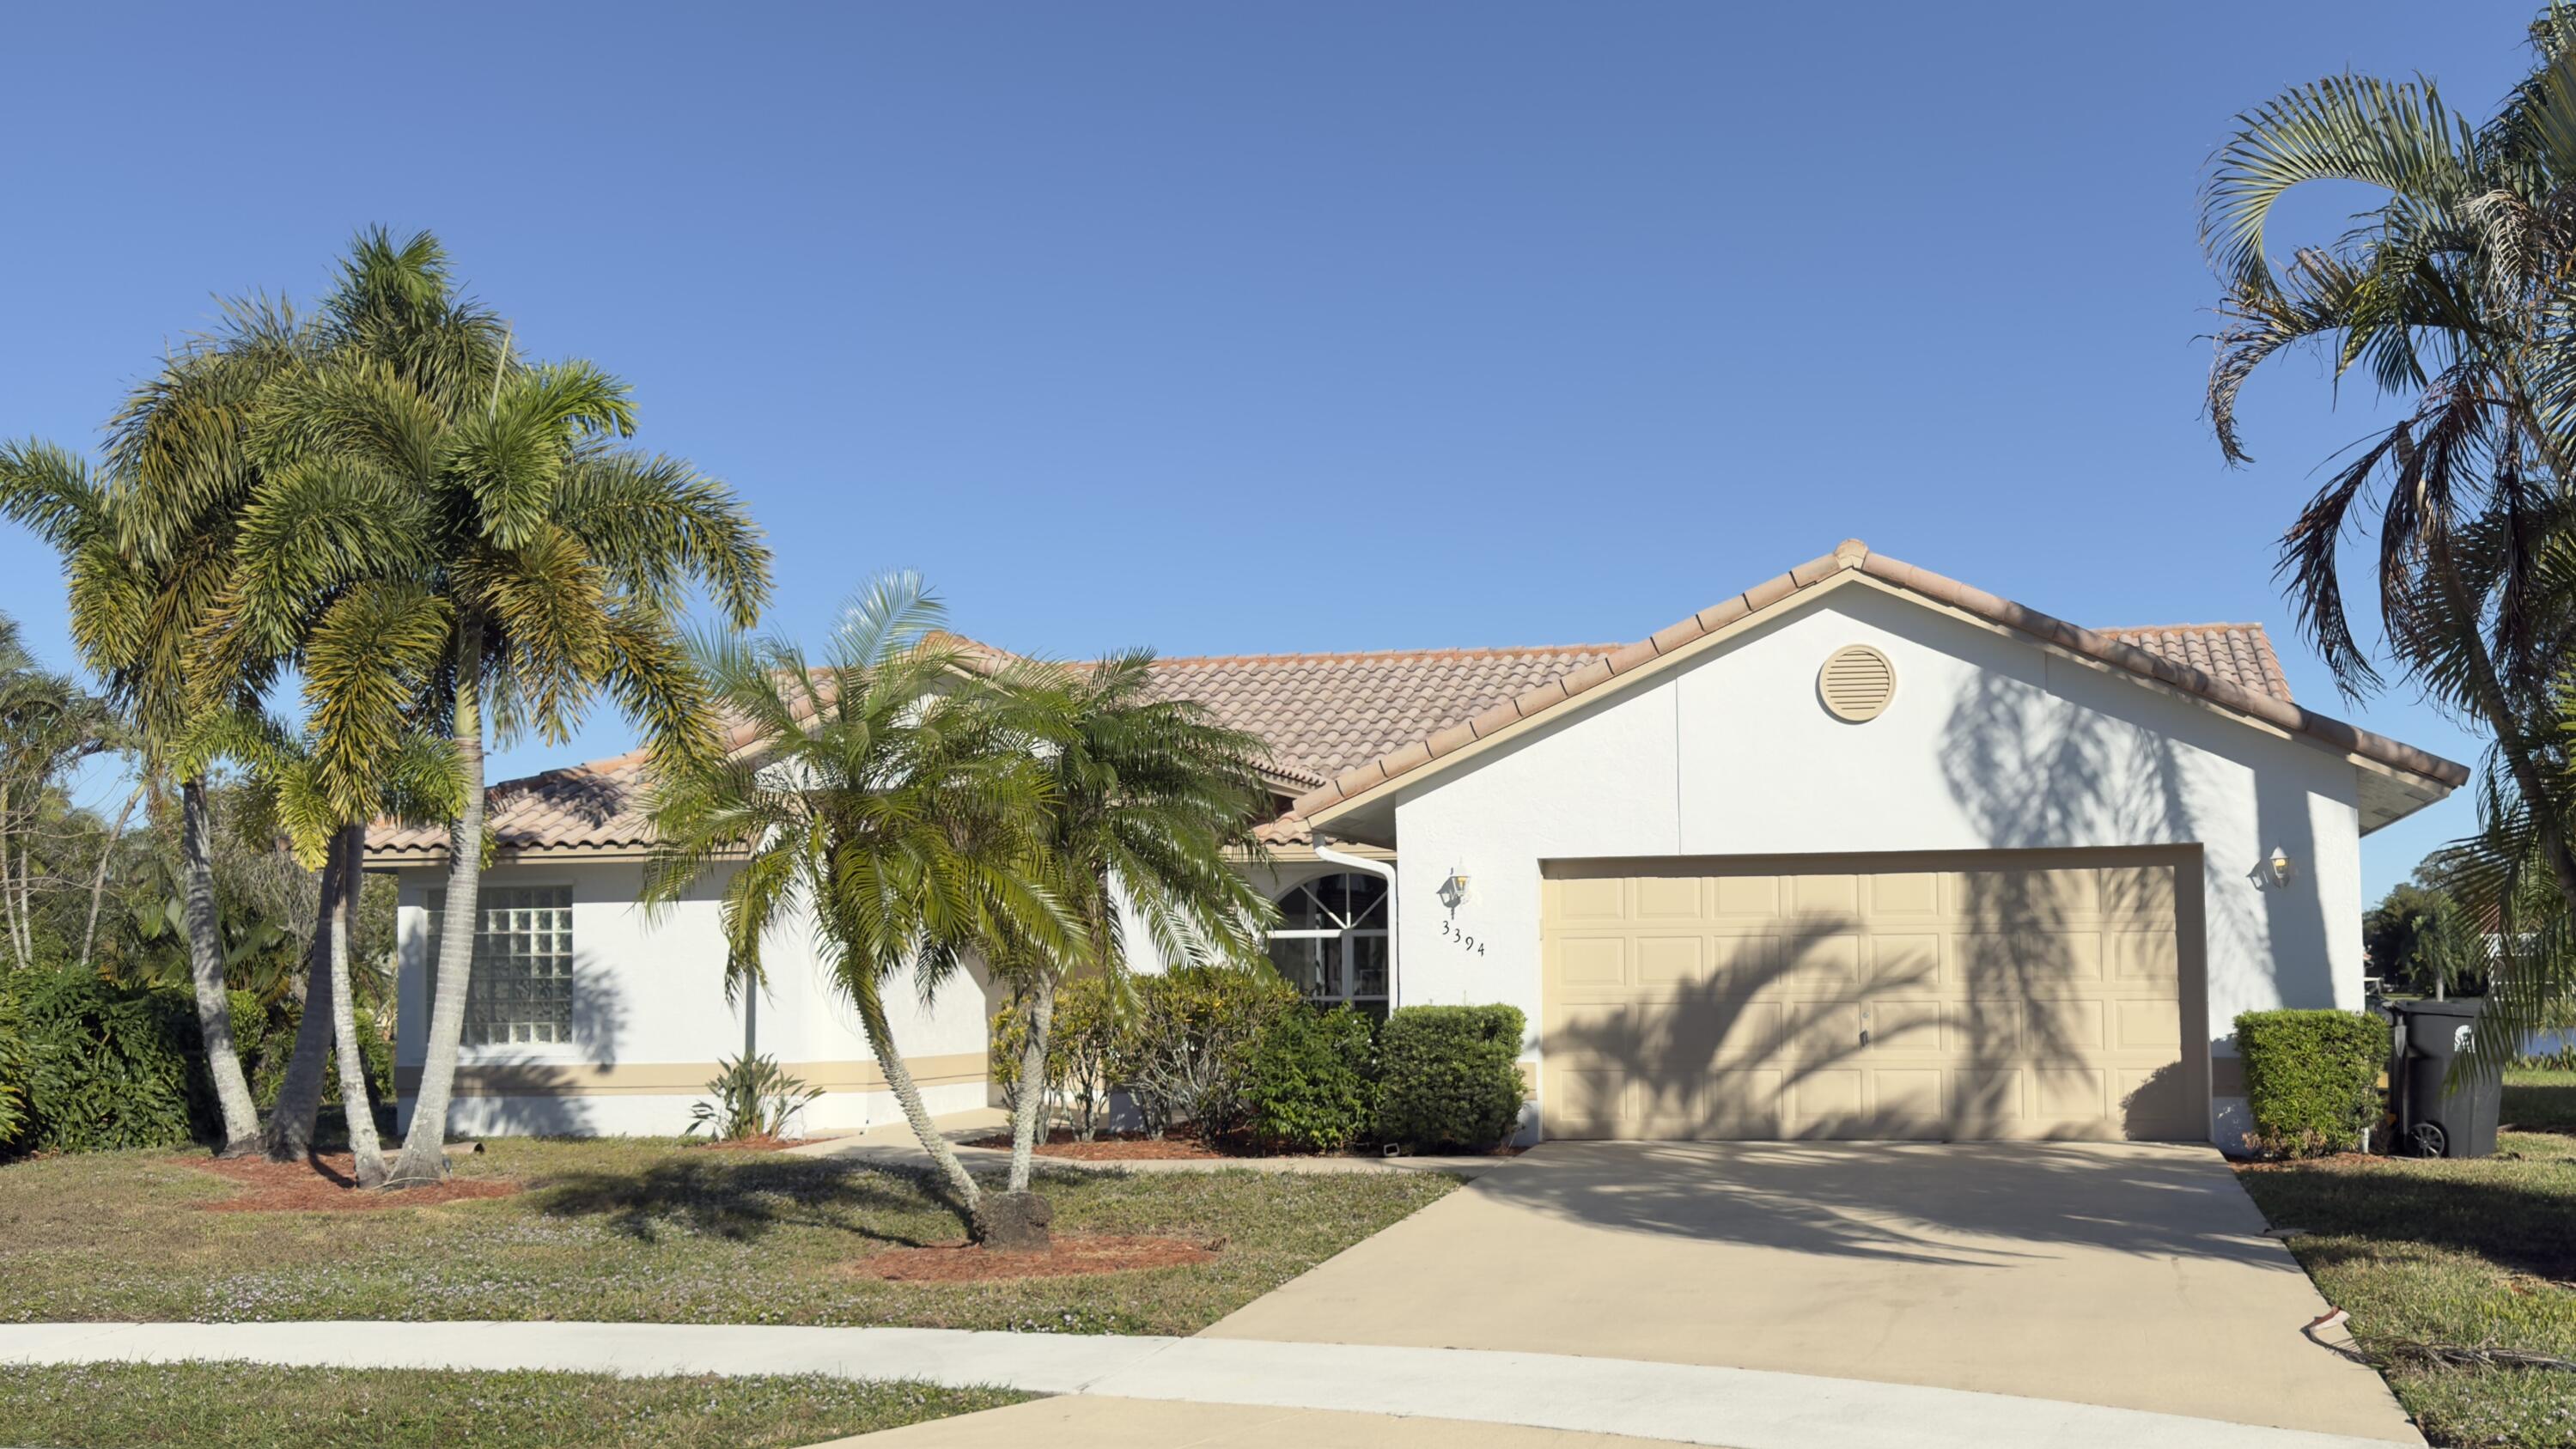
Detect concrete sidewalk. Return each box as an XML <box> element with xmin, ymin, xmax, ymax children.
<box><xmin>0</xmin><ymin>1321</ymin><xmax>2410</xmax><ymax>1449</ymax></box>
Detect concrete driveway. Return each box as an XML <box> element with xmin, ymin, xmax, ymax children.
<box><xmin>1202</xmin><ymin>1141</ymin><xmax>2418</xmax><ymax>1443</ymax></box>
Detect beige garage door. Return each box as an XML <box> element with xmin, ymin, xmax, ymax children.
<box><xmin>1541</xmin><ymin>854</ymin><xmax>2201</xmax><ymax>1141</ymax></box>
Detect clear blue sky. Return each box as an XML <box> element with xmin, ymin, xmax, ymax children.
<box><xmin>0</xmin><ymin>3</ymin><xmax>2547</xmax><ymax>898</ymax></box>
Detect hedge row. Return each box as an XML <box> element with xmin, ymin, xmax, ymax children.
<box><xmin>0</xmin><ymin>969</ymin><xmax>393</xmax><ymax>1158</ymax></box>
<box><xmin>995</xmin><ymin>969</ymin><xmax>1527</xmax><ymax>1153</ymax></box>
<box><xmin>2235</xmin><ymin>1008</ymin><xmax>2386</xmax><ymax>1158</ymax></box>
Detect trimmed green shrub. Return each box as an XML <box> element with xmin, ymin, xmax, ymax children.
<box><xmin>1376</xmin><ymin>1004</ymin><xmax>1526</xmax><ymax>1151</ymax></box>
<box><xmin>1121</xmin><ymin>966</ymin><xmax>1299</xmax><ymax>1137</ymax></box>
<box><xmin>16</xmin><ymin>971</ymin><xmax>202</xmax><ymax>1154</ymax></box>
<box><xmin>1243</xmin><ymin>1006</ymin><xmax>1374</xmax><ymax>1153</ymax></box>
<box><xmin>686</xmin><ymin>1053</ymin><xmax>822</xmax><ymax>1139</ymax></box>
<box><xmin>0</xmin><ymin>982</ymin><xmax>31</xmax><ymax>1153</ymax></box>
<box><xmin>2235</xmin><ymin>1008</ymin><xmax>2387</xmax><ymax>1158</ymax></box>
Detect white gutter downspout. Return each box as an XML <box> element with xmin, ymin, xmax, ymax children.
<box><xmin>1312</xmin><ymin>834</ymin><xmax>1398</xmax><ymax>1009</ymax></box>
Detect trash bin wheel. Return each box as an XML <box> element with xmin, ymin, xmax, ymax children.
<box><xmin>2410</xmin><ymin>1121</ymin><xmax>2448</xmax><ymax>1158</ymax></box>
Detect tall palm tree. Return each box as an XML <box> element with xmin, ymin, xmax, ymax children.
<box><xmin>992</xmin><ymin>653</ymin><xmax>1276</xmax><ymax>1198</ymax></box>
<box><xmin>2203</xmin><ymin>7</ymin><xmax>2576</xmax><ymax>1046</ymax></box>
<box><xmin>222</xmin><ymin>230</ymin><xmax>771</xmax><ymax>1186</ymax></box>
<box><xmin>642</xmin><ymin>575</ymin><xmax>1071</xmax><ymax>1240</ymax></box>
<box><xmin>0</xmin><ymin>389</ymin><xmax>286</xmax><ymax>1156</ymax></box>
<box><xmin>240</xmin><ymin>721</ymin><xmax>461</xmax><ymax>1187</ymax></box>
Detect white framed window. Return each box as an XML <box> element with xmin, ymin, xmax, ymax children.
<box><xmin>1268</xmin><ymin>873</ymin><xmax>1389</xmax><ymax>1015</ymax></box>
<box><xmin>424</xmin><ymin>885</ymin><xmax>575</xmax><ymax>1047</ymax></box>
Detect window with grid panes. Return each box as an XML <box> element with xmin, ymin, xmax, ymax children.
<box><xmin>424</xmin><ymin>886</ymin><xmax>575</xmax><ymax>1046</ymax></box>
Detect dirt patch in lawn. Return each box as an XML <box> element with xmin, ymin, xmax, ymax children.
<box><xmin>850</xmin><ymin>1233</ymin><xmax>1221</xmax><ymax>1282</ymax></box>
<box><xmin>186</xmin><ymin>1154</ymin><xmax>520</xmax><ymax>1212</ymax></box>
<box><xmin>966</xmin><ymin>1129</ymin><xmax>1231</xmax><ymax>1160</ymax></box>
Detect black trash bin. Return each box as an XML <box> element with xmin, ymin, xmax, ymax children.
<box><xmin>2390</xmin><ymin>998</ymin><xmax>2500</xmax><ymax>1159</ymax></box>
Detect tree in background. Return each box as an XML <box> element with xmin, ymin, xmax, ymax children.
<box><xmin>643</xmin><ymin>575</ymin><xmax>1071</xmax><ymax>1245</ymax></box>
<box><xmin>219</xmin><ymin>230</ymin><xmax>770</xmax><ymax>1186</ymax></box>
<box><xmin>2365</xmin><ymin>879</ymin><xmax>2488</xmax><ymax>998</ymax></box>
<box><xmin>2203</xmin><ymin>8</ymin><xmax>2576</xmax><ymax>1053</ymax></box>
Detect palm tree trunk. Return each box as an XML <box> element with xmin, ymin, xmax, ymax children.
<box><xmin>76</xmin><ymin>781</ymin><xmax>140</xmax><ymax>976</ymax></box>
<box><xmin>327</xmin><ymin>825</ymin><xmax>387</xmax><ymax>1187</ymax></box>
<box><xmin>388</xmin><ymin>624</ymin><xmax>485</xmax><ymax>1188</ymax></box>
<box><xmin>1006</xmin><ymin>972</ymin><xmax>1055</xmax><ymax>1195</ymax></box>
<box><xmin>1</xmin><ymin>783</ymin><xmax>23</xmax><ymax>971</ymax></box>
<box><xmin>850</xmin><ymin>973</ymin><xmax>984</xmax><ymax>1231</ymax></box>
<box><xmin>180</xmin><ymin>779</ymin><xmax>260</xmax><ymax>1157</ymax></box>
<box><xmin>263</xmin><ymin>827</ymin><xmax>338</xmax><ymax>1160</ymax></box>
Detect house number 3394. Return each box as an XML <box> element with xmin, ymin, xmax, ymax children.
<box><xmin>1439</xmin><ymin>919</ymin><xmax>1486</xmax><ymax>955</ymax></box>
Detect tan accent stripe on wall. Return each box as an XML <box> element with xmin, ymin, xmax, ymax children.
<box><xmin>395</xmin><ymin>1052</ymin><xmax>988</xmax><ymax>1099</ymax></box>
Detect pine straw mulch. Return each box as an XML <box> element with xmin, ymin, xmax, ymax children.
<box><xmin>183</xmin><ymin>1153</ymin><xmax>521</xmax><ymax>1212</ymax></box>
<box><xmin>848</xmin><ymin>1233</ymin><xmax>1223</xmax><ymax>1282</ymax></box>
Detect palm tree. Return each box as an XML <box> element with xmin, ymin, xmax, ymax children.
<box><xmin>992</xmin><ymin>652</ymin><xmax>1276</xmax><ymax>1199</ymax></box>
<box><xmin>240</xmin><ymin>721</ymin><xmax>461</xmax><ymax>1187</ymax></box>
<box><xmin>0</xmin><ymin>413</ymin><xmax>279</xmax><ymax>1156</ymax></box>
<box><xmin>2202</xmin><ymin>8</ymin><xmax>2576</xmax><ymax>1045</ymax></box>
<box><xmin>642</xmin><ymin>575</ymin><xmax>1071</xmax><ymax>1241</ymax></box>
<box><xmin>222</xmin><ymin>230</ymin><xmax>771</xmax><ymax>1186</ymax></box>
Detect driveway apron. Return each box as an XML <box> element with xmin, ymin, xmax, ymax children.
<box><xmin>1200</xmin><ymin>1141</ymin><xmax>2416</xmax><ymax>1442</ymax></box>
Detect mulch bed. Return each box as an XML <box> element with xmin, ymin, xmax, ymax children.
<box><xmin>963</xmin><ymin>1127</ymin><xmax>1526</xmax><ymax>1161</ymax></box>
<box><xmin>184</xmin><ymin>1153</ymin><xmax>520</xmax><ymax>1213</ymax></box>
<box><xmin>849</xmin><ymin>1233</ymin><xmax>1222</xmax><ymax>1282</ymax></box>
<box><xmin>965</xmin><ymin>1129</ymin><xmax>1230</xmax><ymax>1160</ymax></box>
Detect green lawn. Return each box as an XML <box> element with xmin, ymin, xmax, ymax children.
<box><xmin>0</xmin><ymin>1361</ymin><xmax>1026</xmax><ymax>1448</ymax></box>
<box><xmin>2233</xmin><ymin>1070</ymin><xmax>2576</xmax><ymax>1448</ymax></box>
<box><xmin>0</xmin><ymin>1138</ymin><xmax>1454</xmax><ymax>1335</ymax></box>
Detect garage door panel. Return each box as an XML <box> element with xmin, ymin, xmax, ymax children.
<box><xmin>1784</xmin><ymin>1068</ymin><xmax>1864</xmax><ymax>1136</ymax></box>
<box><xmin>1784</xmin><ymin>934</ymin><xmax>1862</xmax><ymax>992</ymax></box>
<box><xmin>1555</xmin><ymin>935</ymin><xmax>1628</xmax><ymax>986</ymax></box>
<box><xmin>1866</xmin><ymin>933</ymin><xmax>1940</xmax><ymax>989</ymax></box>
<box><xmin>1713</xmin><ymin>875</ymin><xmax>1780</xmax><ymax>916</ymax></box>
<box><xmin>1635</xmin><ymin>934</ymin><xmax>1705</xmax><ymax>986</ymax></box>
<box><xmin>1633</xmin><ymin>874</ymin><xmax>1706</xmax><ymax>919</ymax></box>
<box><xmin>1544</xmin><ymin>853</ymin><xmax>2195</xmax><ymax>1143</ymax></box>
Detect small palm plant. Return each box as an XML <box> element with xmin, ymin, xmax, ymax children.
<box><xmin>643</xmin><ymin>574</ymin><xmax>1072</xmax><ymax>1242</ymax></box>
<box><xmin>686</xmin><ymin>1055</ymin><xmax>824</xmax><ymax>1141</ymax></box>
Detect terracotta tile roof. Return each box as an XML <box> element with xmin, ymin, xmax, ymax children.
<box><xmin>2099</xmin><ymin>624</ymin><xmax>2292</xmax><ymax>704</ymax></box>
<box><xmin>1143</xmin><ymin>646</ymin><xmax>1621</xmax><ymax>789</ymax></box>
<box><xmin>1288</xmin><ymin>539</ymin><xmax>2469</xmax><ymax>827</ymax></box>
<box><xmin>368</xmin><ymin>748</ymin><xmax>655</xmax><ymax>861</ymax></box>
<box><xmin>368</xmin><ymin>544</ymin><xmax>2462</xmax><ymax>862</ymax></box>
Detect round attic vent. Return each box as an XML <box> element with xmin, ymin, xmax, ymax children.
<box><xmin>1819</xmin><ymin>644</ymin><xmax>1896</xmax><ymax>721</ymax></box>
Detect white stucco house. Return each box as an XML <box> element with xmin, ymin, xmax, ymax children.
<box><xmin>368</xmin><ymin>539</ymin><xmax>2464</xmax><ymax>1149</ymax></box>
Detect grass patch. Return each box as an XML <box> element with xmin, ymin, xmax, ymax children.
<box><xmin>2505</xmin><ymin>1067</ymin><xmax>2576</xmax><ymax>1134</ymax></box>
<box><xmin>0</xmin><ymin>1137</ymin><xmax>1454</xmax><ymax>1334</ymax></box>
<box><xmin>2236</xmin><ymin>1122</ymin><xmax>2576</xmax><ymax>1448</ymax></box>
<box><xmin>0</xmin><ymin>1361</ymin><xmax>1025</xmax><ymax>1448</ymax></box>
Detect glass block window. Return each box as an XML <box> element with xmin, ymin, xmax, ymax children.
<box><xmin>424</xmin><ymin>886</ymin><xmax>575</xmax><ymax>1046</ymax></box>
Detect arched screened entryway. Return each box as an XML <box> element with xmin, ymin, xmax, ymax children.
<box><xmin>1266</xmin><ymin>873</ymin><xmax>1390</xmax><ymax>1015</ymax></box>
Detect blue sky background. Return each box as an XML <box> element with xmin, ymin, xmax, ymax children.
<box><xmin>0</xmin><ymin>3</ymin><xmax>2549</xmax><ymax>898</ymax></box>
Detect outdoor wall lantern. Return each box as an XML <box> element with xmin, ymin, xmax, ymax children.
<box><xmin>1438</xmin><ymin>871</ymin><xmax>1471</xmax><ymax>910</ymax></box>
<box><xmin>2265</xmin><ymin>848</ymin><xmax>2295</xmax><ymax>888</ymax></box>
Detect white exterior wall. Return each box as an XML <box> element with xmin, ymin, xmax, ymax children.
<box><xmin>1382</xmin><ymin>584</ymin><xmax>2368</xmax><ymax>1149</ymax></box>
<box><xmin>391</xmin><ymin>858</ymin><xmax>1002</xmax><ymax>1139</ymax></box>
